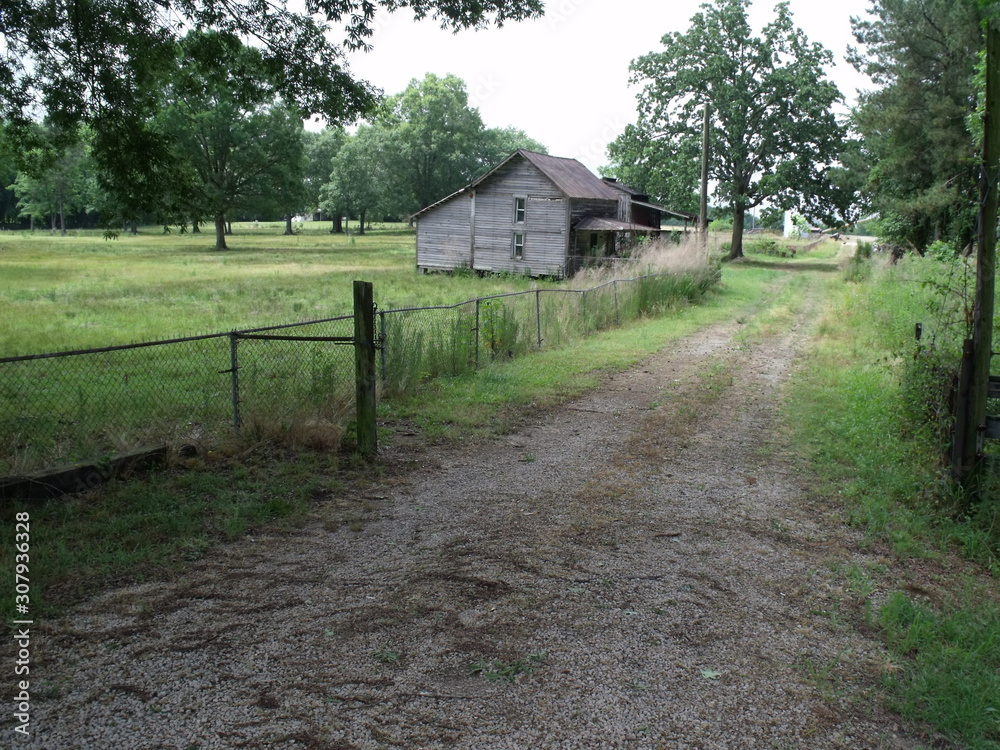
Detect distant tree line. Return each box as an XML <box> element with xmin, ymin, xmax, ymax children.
<box><xmin>0</xmin><ymin>31</ymin><xmax>544</xmax><ymax>247</ymax></box>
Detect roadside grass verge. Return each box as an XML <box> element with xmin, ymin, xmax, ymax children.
<box><xmin>0</xmin><ymin>446</ymin><xmax>345</xmax><ymax>623</ymax></box>
<box><xmin>382</xmin><ymin>258</ymin><xmax>785</xmax><ymax>442</ymax></box>
<box><xmin>878</xmin><ymin>592</ymin><xmax>1000</xmax><ymax>750</ymax></box>
<box><xmin>787</xmin><ymin>253</ymin><xmax>1000</xmax><ymax>748</ymax></box>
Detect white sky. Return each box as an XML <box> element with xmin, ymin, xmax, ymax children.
<box><xmin>342</xmin><ymin>0</ymin><xmax>876</xmax><ymax>174</ymax></box>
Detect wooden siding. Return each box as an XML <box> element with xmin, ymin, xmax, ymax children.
<box><xmin>470</xmin><ymin>160</ymin><xmax>569</xmax><ymax>277</ymax></box>
<box><xmin>570</xmin><ymin>198</ymin><xmax>618</xmax><ymax>226</ymax></box>
<box><xmin>415</xmin><ymin>194</ymin><xmax>473</xmax><ymax>271</ymax></box>
<box><xmin>474</xmin><ymin>193</ymin><xmax>567</xmax><ymax>276</ymax></box>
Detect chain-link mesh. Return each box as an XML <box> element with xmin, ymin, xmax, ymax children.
<box><xmin>235</xmin><ymin>318</ymin><xmax>356</xmax><ymax>434</ymax></box>
<box><xmin>0</xmin><ymin>316</ymin><xmax>356</xmax><ymax>477</ymax></box>
<box><xmin>2</xmin><ymin>271</ymin><xmax>718</xmax><ymax>477</ymax></box>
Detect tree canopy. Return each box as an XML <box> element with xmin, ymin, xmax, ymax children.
<box><xmin>0</xmin><ymin>0</ymin><xmax>543</xmax><ymax>222</ymax></box>
<box><xmin>850</xmin><ymin>0</ymin><xmax>986</xmax><ymax>249</ymax></box>
<box><xmin>373</xmin><ymin>73</ymin><xmax>547</xmax><ymax>216</ymax></box>
<box><xmin>156</xmin><ymin>31</ymin><xmax>307</xmax><ymax>249</ymax></box>
<box><xmin>623</xmin><ymin>0</ymin><xmax>845</xmax><ymax>258</ymax></box>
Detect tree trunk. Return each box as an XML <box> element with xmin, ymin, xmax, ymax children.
<box><xmin>59</xmin><ymin>194</ymin><xmax>67</xmax><ymax>237</ymax></box>
<box><xmin>214</xmin><ymin>215</ymin><xmax>228</xmax><ymax>250</ymax></box>
<box><xmin>358</xmin><ymin>208</ymin><xmax>367</xmax><ymax>236</ymax></box>
<box><xmin>284</xmin><ymin>213</ymin><xmax>294</xmax><ymax>235</ymax></box>
<box><xmin>728</xmin><ymin>207</ymin><xmax>746</xmax><ymax>260</ymax></box>
<box><xmin>130</xmin><ymin>222</ymin><xmax>138</xmax><ymax>235</ymax></box>
<box><xmin>226</xmin><ymin>221</ymin><xmax>233</xmax><ymax>235</ymax></box>
<box><xmin>330</xmin><ymin>213</ymin><xmax>343</xmax><ymax>234</ymax></box>
<box><xmin>50</xmin><ymin>213</ymin><xmax>56</xmax><ymax>234</ymax></box>
<box><xmin>192</xmin><ymin>220</ymin><xmax>201</xmax><ymax>234</ymax></box>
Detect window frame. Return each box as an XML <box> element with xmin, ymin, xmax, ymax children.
<box><xmin>512</xmin><ymin>231</ymin><xmax>525</xmax><ymax>260</ymax></box>
<box><xmin>513</xmin><ymin>196</ymin><xmax>526</xmax><ymax>224</ymax></box>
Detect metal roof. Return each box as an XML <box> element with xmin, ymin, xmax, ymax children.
<box><xmin>411</xmin><ymin>150</ymin><xmax>619</xmax><ymax>218</ymax></box>
<box><xmin>574</xmin><ymin>217</ymin><xmax>662</xmax><ymax>233</ymax></box>
<box><xmin>517</xmin><ymin>150</ymin><xmax>621</xmax><ymax>201</ymax></box>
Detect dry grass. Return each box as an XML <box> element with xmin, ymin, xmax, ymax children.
<box><xmin>569</xmin><ymin>236</ymin><xmax>713</xmax><ymax>289</ymax></box>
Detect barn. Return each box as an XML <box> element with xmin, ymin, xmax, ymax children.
<box><xmin>413</xmin><ymin>149</ymin><xmax>666</xmax><ymax>278</ymax></box>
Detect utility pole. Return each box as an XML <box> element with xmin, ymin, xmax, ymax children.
<box><xmin>699</xmin><ymin>101</ymin><xmax>711</xmax><ymax>240</ymax></box>
<box><xmin>957</xmin><ymin>20</ymin><xmax>1000</xmax><ymax>487</ymax></box>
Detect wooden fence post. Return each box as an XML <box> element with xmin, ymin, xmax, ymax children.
<box><xmin>957</xmin><ymin>21</ymin><xmax>1000</xmax><ymax>488</ymax></box>
<box><xmin>354</xmin><ymin>280</ymin><xmax>377</xmax><ymax>457</ymax></box>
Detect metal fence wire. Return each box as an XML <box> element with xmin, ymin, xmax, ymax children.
<box><xmin>0</xmin><ymin>271</ymin><xmax>711</xmax><ymax>476</ymax></box>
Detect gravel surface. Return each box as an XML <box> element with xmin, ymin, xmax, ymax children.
<box><xmin>14</xmin><ymin>291</ymin><xmax>930</xmax><ymax>749</ymax></box>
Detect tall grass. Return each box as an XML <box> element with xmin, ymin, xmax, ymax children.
<box><xmin>788</xmin><ymin>249</ymin><xmax>1000</xmax><ymax>748</ymax></box>
<box><xmin>377</xmin><ymin>237</ymin><xmax>721</xmax><ymax>398</ymax></box>
<box><xmin>0</xmin><ymin>222</ymin><xmax>557</xmax><ymax>357</ymax></box>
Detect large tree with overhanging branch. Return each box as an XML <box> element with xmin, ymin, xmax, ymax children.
<box><xmin>624</xmin><ymin>0</ymin><xmax>845</xmax><ymax>259</ymax></box>
<box><xmin>0</xmin><ymin>0</ymin><xmax>543</xmax><ymax>223</ymax></box>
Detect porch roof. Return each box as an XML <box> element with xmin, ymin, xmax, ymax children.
<box><xmin>574</xmin><ymin>216</ymin><xmax>661</xmax><ymax>233</ymax></box>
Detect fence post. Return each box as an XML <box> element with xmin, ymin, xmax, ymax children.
<box><xmin>613</xmin><ymin>280</ymin><xmax>620</xmax><ymax>327</ymax></box>
<box><xmin>377</xmin><ymin>309</ymin><xmax>387</xmax><ymax>384</ymax></box>
<box><xmin>354</xmin><ymin>280</ymin><xmax>377</xmax><ymax>457</ymax></box>
<box><xmin>536</xmin><ymin>289</ymin><xmax>543</xmax><ymax>348</ymax></box>
<box><xmin>474</xmin><ymin>298</ymin><xmax>481</xmax><ymax>369</ymax></box>
<box><xmin>229</xmin><ymin>332</ymin><xmax>241</xmax><ymax>430</ymax></box>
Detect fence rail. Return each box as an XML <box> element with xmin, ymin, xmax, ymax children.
<box><xmin>0</xmin><ymin>269</ymin><xmax>717</xmax><ymax>478</ymax></box>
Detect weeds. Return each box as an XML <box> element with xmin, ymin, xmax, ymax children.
<box><xmin>469</xmin><ymin>652</ymin><xmax>547</xmax><ymax>683</ymax></box>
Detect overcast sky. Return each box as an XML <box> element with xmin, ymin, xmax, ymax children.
<box><xmin>342</xmin><ymin>0</ymin><xmax>876</xmax><ymax>174</ymax></box>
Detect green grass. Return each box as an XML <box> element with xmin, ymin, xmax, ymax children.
<box><xmin>0</xmin><ymin>226</ymin><xmax>729</xmax><ymax>475</ymax></box>
<box><xmin>0</xmin><ymin>222</ymin><xmax>558</xmax><ymax>356</ymax></box>
<box><xmin>786</xmin><ymin>251</ymin><xmax>1000</xmax><ymax>748</ymax></box>
<box><xmin>0</xmin><ymin>446</ymin><xmax>344</xmax><ymax>623</ymax></box>
<box><xmin>879</xmin><ymin>592</ymin><xmax>1000</xmax><ymax>749</ymax></box>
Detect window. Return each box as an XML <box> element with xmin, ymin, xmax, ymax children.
<box><xmin>514</xmin><ymin>197</ymin><xmax>526</xmax><ymax>224</ymax></box>
<box><xmin>512</xmin><ymin>232</ymin><xmax>524</xmax><ymax>259</ymax></box>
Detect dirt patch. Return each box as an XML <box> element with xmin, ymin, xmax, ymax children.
<box><xmin>19</xmin><ymin>300</ymin><xmax>932</xmax><ymax>748</ymax></box>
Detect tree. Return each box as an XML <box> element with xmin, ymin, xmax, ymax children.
<box><xmin>9</xmin><ymin>126</ymin><xmax>94</xmax><ymax>234</ymax></box>
<box><xmin>628</xmin><ymin>0</ymin><xmax>845</xmax><ymax>258</ymax></box>
<box><xmin>304</xmin><ymin>127</ymin><xmax>348</xmax><ymax>231</ymax></box>
<box><xmin>1</xmin><ymin>0</ymin><xmax>543</xmax><ymax>222</ymax></box>
<box><xmin>321</xmin><ymin>125</ymin><xmax>392</xmax><ymax>235</ymax></box>
<box><xmin>604</xmin><ymin>124</ymin><xmax>701</xmax><ymax>214</ymax></box>
<box><xmin>850</xmin><ymin>0</ymin><xmax>985</xmax><ymax>249</ymax></box>
<box><xmin>156</xmin><ymin>31</ymin><xmax>307</xmax><ymax>249</ymax></box>
<box><xmin>381</xmin><ymin>73</ymin><xmax>490</xmax><ymax>213</ymax></box>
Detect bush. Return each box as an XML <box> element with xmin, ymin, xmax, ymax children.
<box><xmin>747</xmin><ymin>238</ymin><xmax>795</xmax><ymax>258</ymax></box>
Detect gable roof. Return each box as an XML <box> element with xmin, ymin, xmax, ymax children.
<box><xmin>412</xmin><ymin>149</ymin><xmax>619</xmax><ymax>218</ymax></box>
<box><xmin>517</xmin><ymin>150</ymin><xmax>621</xmax><ymax>201</ymax></box>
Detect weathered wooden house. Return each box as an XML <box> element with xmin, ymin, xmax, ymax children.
<box><xmin>413</xmin><ymin>150</ymin><xmax>665</xmax><ymax>278</ymax></box>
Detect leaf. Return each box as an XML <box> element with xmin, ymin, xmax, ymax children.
<box><xmin>700</xmin><ymin>668</ymin><xmax>723</xmax><ymax>680</ymax></box>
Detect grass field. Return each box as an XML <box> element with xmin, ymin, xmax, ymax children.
<box><xmin>0</xmin><ymin>221</ymin><xmax>722</xmax><ymax>475</ymax></box>
<box><xmin>0</xmin><ymin>221</ymin><xmax>568</xmax><ymax>357</ymax></box>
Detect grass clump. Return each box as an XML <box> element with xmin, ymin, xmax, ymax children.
<box><xmin>879</xmin><ymin>592</ymin><xmax>1000</xmax><ymax>750</ymax></box>
<box><xmin>469</xmin><ymin>652</ymin><xmax>548</xmax><ymax>683</ymax></box>
<box><xmin>0</xmin><ymin>446</ymin><xmax>341</xmax><ymax>622</ymax></box>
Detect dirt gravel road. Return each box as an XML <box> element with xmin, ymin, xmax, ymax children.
<box><xmin>21</xmin><ymin>273</ymin><xmax>931</xmax><ymax>749</ymax></box>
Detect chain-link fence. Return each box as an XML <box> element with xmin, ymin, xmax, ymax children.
<box><xmin>0</xmin><ymin>316</ymin><xmax>357</xmax><ymax>477</ymax></box>
<box><xmin>1</xmin><ymin>269</ymin><xmax>718</xmax><ymax>477</ymax></box>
